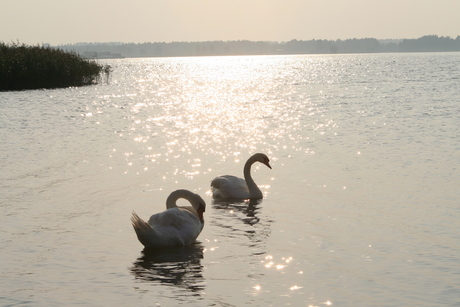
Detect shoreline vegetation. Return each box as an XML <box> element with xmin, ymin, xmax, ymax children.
<box><xmin>0</xmin><ymin>42</ymin><xmax>110</xmax><ymax>91</ymax></box>
<box><xmin>58</xmin><ymin>35</ymin><xmax>460</xmax><ymax>58</ymax></box>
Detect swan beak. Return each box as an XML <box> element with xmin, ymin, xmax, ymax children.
<box><xmin>265</xmin><ymin>162</ymin><xmax>272</xmax><ymax>169</ymax></box>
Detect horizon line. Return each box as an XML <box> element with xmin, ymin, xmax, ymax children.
<box><xmin>51</xmin><ymin>34</ymin><xmax>459</xmax><ymax>46</ymax></box>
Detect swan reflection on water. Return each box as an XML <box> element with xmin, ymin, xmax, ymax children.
<box><xmin>211</xmin><ymin>199</ymin><xmax>272</xmax><ymax>251</ymax></box>
<box><xmin>131</xmin><ymin>243</ymin><xmax>205</xmax><ymax>293</ymax></box>
<box><xmin>212</xmin><ymin>199</ymin><xmax>263</xmax><ymax>226</ymax></box>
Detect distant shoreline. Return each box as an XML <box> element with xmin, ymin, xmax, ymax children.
<box><xmin>56</xmin><ymin>35</ymin><xmax>460</xmax><ymax>59</ymax></box>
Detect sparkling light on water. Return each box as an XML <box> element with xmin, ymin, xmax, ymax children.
<box><xmin>1</xmin><ymin>53</ymin><xmax>459</xmax><ymax>307</ymax></box>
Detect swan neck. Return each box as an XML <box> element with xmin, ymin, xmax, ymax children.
<box><xmin>244</xmin><ymin>157</ymin><xmax>261</xmax><ymax>197</ymax></box>
<box><xmin>166</xmin><ymin>189</ymin><xmax>200</xmax><ymax>211</ymax></box>
<box><xmin>166</xmin><ymin>190</ymin><xmax>188</xmax><ymax>209</ymax></box>
<box><xmin>243</xmin><ymin>158</ymin><xmax>255</xmax><ymax>183</ymax></box>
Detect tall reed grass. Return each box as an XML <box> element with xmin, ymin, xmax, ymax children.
<box><xmin>0</xmin><ymin>42</ymin><xmax>110</xmax><ymax>91</ymax></box>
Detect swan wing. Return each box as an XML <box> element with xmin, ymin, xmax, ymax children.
<box><xmin>148</xmin><ymin>208</ymin><xmax>202</xmax><ymax>247</ymax></box>
<box><xmin>131</xmin><ymin>212</ymin><xmax>157</xmax><ymax>247</ymax></box>
<box><xmin>211</xmin><ymin>175</ymin><xmax>250</xmax><ymax>199</ymax></box>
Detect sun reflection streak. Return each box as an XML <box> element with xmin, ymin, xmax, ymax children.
<box><xmin>265</xmin><ymin>261</ymin><xmax>274</xmax><ymax>268</ymax></box>
<box><xmin>262</xmin><ymin>255</ymin><xmax>294</xmax><ymax>271</ymax></box>
<box><xmin>110</xmin><ymin>56</ymin><xmax>339</xmax><ymax>183</ymax></box>
<box><xmin>289</xmin><ymin>285</ymin><xmax>302</xmax><ymax>291</ymax></box>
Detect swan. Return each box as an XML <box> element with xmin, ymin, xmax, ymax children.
<box><xmin>131</xmin><ymin>189</ymin><xmax>206</xmax><ymax>248</ymax></box>
<box><xmin>211</xmin><ymin>153</ymin><xmax>272</xmax><ymax>200</ymax></box>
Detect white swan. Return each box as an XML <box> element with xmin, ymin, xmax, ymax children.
<box><xmin>131</xmin><ymin>189</ymin><xmax>206</xmax><ymax>248</ymax></box>
<box><xmin>211</xmin><ymin>153</ymin><xmax>272</xmax><ymax>200</ymax></box>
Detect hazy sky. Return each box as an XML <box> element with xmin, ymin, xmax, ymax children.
<box><xmin>1</xmin><ymin>0</ymin><xmax>459</xmax><ymax>45</ymax></box>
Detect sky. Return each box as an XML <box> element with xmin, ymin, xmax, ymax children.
<box><xmin>1</xmin><ymin>0</ymin><xmax>459</xmax><ymax>45</ymax></box>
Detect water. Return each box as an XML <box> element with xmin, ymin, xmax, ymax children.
<box><xmin>1</xmin><ymin>52</ymin><xmax>459</xmax><ymax>306</ymax></box>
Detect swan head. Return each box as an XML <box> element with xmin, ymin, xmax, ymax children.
<box><xmin>253</xmin><ymin>153</ymin><xmax>272</xmax><ymax>169</ymax></box>
<box><xmin>193</xmin><ymin>193</ymin><xmax>206</xmax><ymax>223</ymax></box>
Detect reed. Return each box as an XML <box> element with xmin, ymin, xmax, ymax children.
<box><xmin>0</xmin><ymin>42</ymin><xmax>110</xmax><ymax>91</ymax></box>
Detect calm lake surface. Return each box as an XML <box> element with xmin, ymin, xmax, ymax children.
<box><xmin>1</xmin><ymin>53</ymin><xmax>459</xmax><ymax>306</ymax></box>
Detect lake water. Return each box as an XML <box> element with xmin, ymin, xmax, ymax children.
<box><xmin>1</xmin><ymin>52</ymin><xmax>459</xmax><ymax>306</ymax></box>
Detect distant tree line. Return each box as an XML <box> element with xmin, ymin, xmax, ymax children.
<box><xmin>57</xmin><ymin>35</ymin><xmax>460</xmax><ymax>58</ymax></box>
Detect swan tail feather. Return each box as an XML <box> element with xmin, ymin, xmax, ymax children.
<box><xmin>131</xmin><ymin>211</ymin><xmax>155</xmax><ymax>247</ymax></box>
